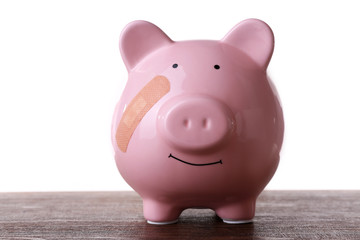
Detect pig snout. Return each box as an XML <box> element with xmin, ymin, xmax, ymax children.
<box><xmin>157</xmin><ymin>95</ymin><xmax>235</xmax><ymax>152</ymax></box>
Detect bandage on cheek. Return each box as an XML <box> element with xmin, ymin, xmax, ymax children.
<box><xmin>116</xmin><ymin>75</ymin><xmax>170</xmax><ymax>152</ymax></box>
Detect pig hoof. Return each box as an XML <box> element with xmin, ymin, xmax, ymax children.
<box><xmin>222</xmin><ymin>219</ymin><xmax>253</xmax><ymax>224</ymax></box>
<box><xmin>147</xmin><ymin>219</ymin><xmax>178</xmax><ymax>225</ymax></box>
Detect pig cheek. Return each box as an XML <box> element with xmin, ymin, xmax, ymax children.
<box><xmin>116</xmin><ymin>108</ymin><xmax>171</xmax><ymax>172</ymax></box>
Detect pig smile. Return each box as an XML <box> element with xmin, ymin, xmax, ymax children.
<box><xmin>168</xmin><ymin>153</ymin><xmax>222</xmax><ymax>166</ymax></box>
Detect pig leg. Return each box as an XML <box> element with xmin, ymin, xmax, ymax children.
<box><xmin>215</xmin><ymin>200</ymin><xmax>255</xmax><ymax>224</ymax></box>
<box><xmin>143</xmin><ymin>199</ymin><xmax>182</xmax><ymax>225</ymax></box>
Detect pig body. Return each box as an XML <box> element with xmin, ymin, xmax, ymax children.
<box><xmin>112</xmin><ymin>19</ymin><xmax>284</xmax><ymax>224</ymax></box>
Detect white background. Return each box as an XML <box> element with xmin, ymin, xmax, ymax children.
<box><xmin>1</xmin><ymin>0</ymin><xmax>359</xmax><ymax>192</ymax></box>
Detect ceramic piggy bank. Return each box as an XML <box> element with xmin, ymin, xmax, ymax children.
<box><xmin>112</xmin><ymin>19</ymin><xmax>284</xmax><ymax>225</ymax></box>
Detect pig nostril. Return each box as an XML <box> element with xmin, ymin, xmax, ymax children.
<box><xmin>202</xmin><ymin>118</ymin><xmax>210</xmax><ymax>130</ymax></box>
<box><xmin>183</xmin><ymin>118</ymin><xmax>191</xmax><ymax>129</ymax></box>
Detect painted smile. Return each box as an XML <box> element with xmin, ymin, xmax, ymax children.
<box><xmin>168</xmin><ymin>153</ymin><xmax>222</xmax><ymax>167</ymax></box>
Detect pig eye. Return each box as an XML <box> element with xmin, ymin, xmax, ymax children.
<box><xmin>172</xmin><ymin>63</ymin><xmax>178</xmax><ymax>68</ymax></box>
<box><xmin>214</xmin><ymin>65</ymin><xmax>220</xmax><ymax>70</ymax></box>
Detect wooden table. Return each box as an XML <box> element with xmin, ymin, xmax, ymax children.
<box><xmin>0</xmin><ymin>191</ymin><xmax>359</xmax><ymax>239</ymax></box>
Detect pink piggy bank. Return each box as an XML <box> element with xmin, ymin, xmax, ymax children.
<box><xmin>112</xmin><ymin>19</ymin><xmax>284</xmax><ymax>225</ymax></box>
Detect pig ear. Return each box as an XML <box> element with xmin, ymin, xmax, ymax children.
<box><xmin>221</xmin><ymin>19</ymin><xmax>274</xmax><ymax>70</ymax></box>
<box><xmin>119</xmin><ymin>20</ymin><xmax>173</xmax><ymax>71</ymax></box>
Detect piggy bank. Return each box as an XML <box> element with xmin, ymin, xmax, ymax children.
<box><xmin>111</xmin><ymin>19</ymin><xmax>284</xmax><ymax>225</ymax></box>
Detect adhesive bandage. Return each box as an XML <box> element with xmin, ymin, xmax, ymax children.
<box><xmin>116</xmin><ymin>75</ymin><xmax>170</xmax><ymax>152</ymax></box>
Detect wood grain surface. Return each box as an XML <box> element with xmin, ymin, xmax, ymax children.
<box><xmin>0</xmin><ymin>191</ymin><xmax>359</xmax><ymax>239</ymax></box>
